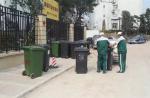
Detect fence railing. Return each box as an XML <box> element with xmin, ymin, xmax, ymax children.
<box><xmin>0</xmin><ymin>5</ymin><xmax>35</xmax><ymax>53</ymax></box>
<box><xmin>46</xmin><ymin>19</ymin><xmax>70</xmax><ymax>42</ymax></box>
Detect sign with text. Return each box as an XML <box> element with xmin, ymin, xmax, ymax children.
<box><xmin>42</xmin><ymin>0</ymin><xmax>59</xmax><ymax>21</ymax></box>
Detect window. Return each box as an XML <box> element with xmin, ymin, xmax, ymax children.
<box><xmin>112</xmin><ymin>23</ymin><xmax>118</xmax><ymax>30</ymax></box>
<box><xmin>103</xmin><ymin>5</ymin><xmax>105</xmax><ymax>8</ymax></box>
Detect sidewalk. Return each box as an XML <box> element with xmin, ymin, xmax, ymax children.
<box><xmin>0</xmin><ymin>58</ymin><xmax>74</xmax><ymax>98</ymax></box>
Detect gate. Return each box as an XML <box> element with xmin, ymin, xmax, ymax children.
<box><xmin>46</xmin><ymin>19</ymin><xmax>69</xmax><ymax>43</ymax></box>
<box><xmin>0</xmin><ymin>5</ymin><xmax>35</xmax><ymax>53</ymax></box>
<box><xmin>74</xmin><ymin>24</ymin><xmax>84</xmax><ymax>41</ymax></box>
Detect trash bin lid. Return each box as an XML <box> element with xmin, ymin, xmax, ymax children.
<box><xmin>60</xmin><ymin>40</ymin><xmax>70</xmax><ymax>43</ymax></box>
<box><xmin>39</xmin><ymin>44</ymin><xmax>49</xmax><ymax>49</ymax></box>
<box><xmin>51</xmin><ymin>41</ymin><xmax>60</xmax><ymax>44</ymax></box>
<box><xmin>70</xmin><ymin>41</ymin><xmax>78</xmax><ymax>45</ymax></box>
<box><xmin>23</xmin><ymin>46</ymin><xmax>45</xmax><ymax>51</ymax></box>
<box><xmin>74</xmin><ymin>47</ymin><xmax>88</xmax><ymax>52</ymax></box>
<box><xmin>75</xmin><ymin>40</ymin><xmax>88</xmax><ymax>44</ymax></box>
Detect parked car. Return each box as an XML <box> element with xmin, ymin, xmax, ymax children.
<box><xmin>85</xmin><ymin>30</ymin><xmax>100</xmax><ymax>38</ymax></box>
<box><xmin>128</xmin><ymin>35</ymin><xmax>146</xmax><ymax>44</ymax></box>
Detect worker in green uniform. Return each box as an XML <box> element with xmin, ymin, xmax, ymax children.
<box><xmin>116</xmin><ymin>32</ymin><xmax>127</xmax><ymax>73</ymax></box>
<box><xmin>107</xmin><ymin>37</ymin><xmax>114</xmax><ymax>71</ymax></box>
<box><xmin>96</xmin><ymin>32</ymin><xmax>109</xmax><ymax>73</ymax></box>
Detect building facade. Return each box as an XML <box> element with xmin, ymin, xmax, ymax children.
<box><xmin>88</xmin><ymin>0</ymin><xmax>143</xmax><ymax>31</ymax></box>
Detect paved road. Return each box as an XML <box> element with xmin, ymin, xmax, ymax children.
<box><xmin>24</xmin><ymin>42</ymin><xmax>150</xmax><ymax>98</ymax></box>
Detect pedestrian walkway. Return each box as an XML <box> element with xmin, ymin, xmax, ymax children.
<box><xmin>0</xmin><ymin>58</ymin><xmax>74</xmax><ymax>98</ymax></box>
<box><xmin>23</xmin><ymin>43</ymin><xmax>150</xmax><ymax>98</ymax></box>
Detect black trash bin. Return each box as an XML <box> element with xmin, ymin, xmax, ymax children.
<box><xmin>60</xmin><ymin>40</ymin><xmax>70</xmax><ymax>58</ymax></box>
<box><xmin>39</xmin><ymin>44</ymin><xmax>50</xmax><ymax>72</ymax></box>
<box><xmin>74</xmin><ymin>47</ymin><xmax>88</xmax><ymax>74</ymax></box>
<box><xmin>70</xmin><ymin>40</ymin><xmax>89</xmax><ymax>59</ymax></box>
<box><xmin>76</xmin><ymin>40</ymin><xmax>88</xmax><ymax>48</ymax></box>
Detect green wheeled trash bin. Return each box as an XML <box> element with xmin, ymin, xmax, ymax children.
<box><xmin>51</xmin><ymin>41</ymin><xmax>60</xmax><ymax>57</ymax></box>
<box><xmin>22</xmin><ymin>46</ymin><xmax>45</xmax><ymax>79</ymax></box>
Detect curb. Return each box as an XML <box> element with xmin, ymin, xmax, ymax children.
<box><xmin>15</xmin><ymin>66</ymin><xmax>73</xmax><ymax>98</ymax></box>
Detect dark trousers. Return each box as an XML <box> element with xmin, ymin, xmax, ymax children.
<box><xmin>107</xmin><ymin>50</ymin><xmax>112</xmax><ymax>70</ymax></box>
<box><xmin>97</xmin><ymin>53</ymin><xmax>107</xmax><ymax>73</ymax></box>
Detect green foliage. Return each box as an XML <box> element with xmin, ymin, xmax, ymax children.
<box><xmin>11</xmin><ymin>0</ymin><xmax>42</xmax><ymax>15</ymax></box>
<box><xmin>145</xmin><ymin>8</ymin><xmax>150</xmax><ymax>34</ymax></box>
<box><xmin>57</xmin><ymin>0</ymin><xmax>97</xmax><ymax>23</ymax></box>
<box><xmin>139</xmin><ymin>8</ymin><xmax>150</xmax><ymax>35</ymax></box>
<box><xmin>139</xmin><ymin>14</ymin><xmax>146</xmax><ymax>34</ymax></box>
<box><xmin>11</xmin><ymin>0</ymin><xmax>97</xmax><ymax>23</ymax></box>
<box><xmin>122</xmin><ymin>10</ymin><xmax>134</xmax><ymax>35</ymax></box>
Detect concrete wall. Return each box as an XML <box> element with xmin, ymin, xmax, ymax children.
<box><xmin>69</xmin><ymin>24</ymin><xmax>74</xmax><ymax>42</ymax></box>
<box><xmin>35</xmin><ymin>15</ymin><xmax>47</xmax><ymax>45</ymax></box>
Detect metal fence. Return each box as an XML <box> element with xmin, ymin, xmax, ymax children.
<box><xmin>46</xmin><ymin>19</ymin><xmax>69</xmax><ymax>43</ymax></box>
<box><xmin>74</xmin><ymin>24</ymin><xmax>84</xmax><ymax>41</ymax></box>
<box><xmin>0</xmin><ymin>5</ymin><xmax>35</xmax><ymax>53</ymax></box>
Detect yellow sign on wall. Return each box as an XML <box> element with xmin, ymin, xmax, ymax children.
<box><xmin>42</xmin><ymin>0</ymin><xmax>59</xmax><ymax>21</ymax></box>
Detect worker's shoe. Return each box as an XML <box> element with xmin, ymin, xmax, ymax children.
<box><xmin>97</xmin><ymin>70</ymin><xmax>101</xmax><ymax>73</ymax></box>
<box><xmin>107</xmin><ymin>68</ymin><xmax>112</xmax><ymax>71</ymax></box>
<box><xmin>117</xmin><ymin>71</ymin><xmax>124</xmax><ymax>73</ymax></box>
<box><xmin>103</xmin><ymin>71</ymin><xmax>107</xmax><ymax>74</ymax></box>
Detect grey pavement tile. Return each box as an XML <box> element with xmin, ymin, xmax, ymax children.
<box><xmin>0</xmin><ymin>82</ymin><xmax>27</xmax><ymax>97</ymax></box>
<box><xmin>0</xmin><ymin>94</ymin><xmax>12</xmax><ymax>98</ymax></box>
<box><xmin>0</xmin><ymin>65</ymin><xmax>24</xmax><ymax>74</ymax></box>
<box><xmin>0</xmin><ymin>58</ymin><xmax>74</xmax><ymax>98</ymax></box>
<box><xmin>0</xmin><ymin>73</ymin><xmax>38</xmax><ymax>86</ymax></box>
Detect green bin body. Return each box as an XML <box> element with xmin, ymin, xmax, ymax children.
<box><xmin>51</xmin><ymin>41</ymin><xmax>60</xmax><ymax>57</ymax></box>
<box><xmin>23</xmin><ymin>46</ymin><xmax>45</xmax><ymax>78</ymax></box>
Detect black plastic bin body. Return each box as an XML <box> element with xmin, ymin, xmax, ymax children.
<box><xmin>70</xmin><ymin>40</ymin><xmax>89</xmax><ymax>59</ymax></box>
<box><xmin>60</xmin><ymin>41</ymin><xmax>70</xmax><ymax>58</ymax></box>
<box><xmin>39</xmin><ymin>44</ymin><xmax>50</xmax><ymax>72</ymax></box>
<box><xmin>75</xmin><ymin>47</ymin><xmax>88</xmax><ymax>74</ymax></box>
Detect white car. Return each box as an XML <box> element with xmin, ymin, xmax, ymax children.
<box><xmin>108</xmin><ymin>37</ymin><xmax>118</xmax><ymax>63</ymax></box>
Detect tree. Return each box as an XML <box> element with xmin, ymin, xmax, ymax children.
<box><xmin>145</xmin><ymin>8</ymin><xmax>150</xmax><ymax>34</ymax></box>
<box><xmin>139</xmin><ymin>8</ymin><xmax>150</xmax><ymax>35</ymax></box>
<box><xmin>12</xmin><ymin>0</ymin><xmax>97</xmax><ymax>24</ymax></box>
<box><xmin>121</xmin><ymin>10</ymin><xmax>134</xmax><ymax>35</ymax></box>
<box><xmin>139</xmin><ymin>14</ymin><xmax>146</xmax><ymax>34</ymax></box>
<box><xmin>130</xmin><ymin>15</ymin><xmax>141</xmax><ymax>34</ymax></box>
<box><xmin>57</xmin><ymin>0</ymin><xmax>97</xmax><ymax>23</ymax></box>
<box><xmin>11</xmin><ymin>0</ymin><xmax>43</xmax><ymax>15</ymax></box>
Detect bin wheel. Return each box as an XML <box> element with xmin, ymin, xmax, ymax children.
<box><xmin>43</xmin><ymin>67</ymin><xmax>49</xmax><ymax>72</ymax></box>
<box><xmin>22</xmin><ymin>71</ymin><xmax>27</xmax><ymax>76</ymax></box>
<box><xmin>30</xmin><ymin>73</ymin><xmax>35</xmax><ymax>79</ymax></box>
